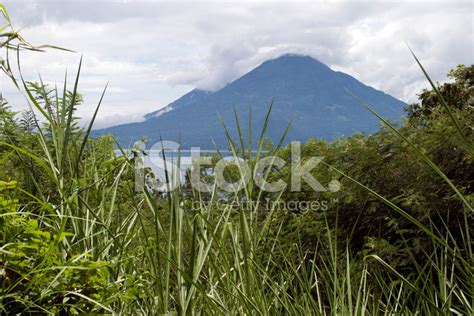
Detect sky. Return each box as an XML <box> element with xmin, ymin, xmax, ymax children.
<box><xmin>1</xmin><ymin>0</ymin><xmax>473</xmax><ymax>129</ymax></box>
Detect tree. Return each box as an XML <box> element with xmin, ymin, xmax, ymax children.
<box><xmin>0</xmin><ymin>95</ymin><xmax>16</xmax><ymax>141</ymax></box>
<box><xmin>405</xmin><ymin>64</ymin><xmax>474</xmax><ymax>125</ymax></box>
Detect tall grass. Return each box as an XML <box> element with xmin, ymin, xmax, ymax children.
<box><xmin>2</xmin><ymin>61</ymin><xmax>472</xmax><ymax>313</ymax></box>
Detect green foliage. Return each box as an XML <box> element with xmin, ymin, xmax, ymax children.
<box><xmin>405</xmin><ymin>64</ymin><xmax>473</xmax><ymax>125</ymax></box>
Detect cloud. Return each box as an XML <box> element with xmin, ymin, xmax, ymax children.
<box><xmin>1</xmin><ymin>0</ymin><xmax>472</xmax><ymax>128</ymax></box>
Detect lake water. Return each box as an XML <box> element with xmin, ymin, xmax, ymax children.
<box><xmin>116</xmin><ymin>149</ymin><xmax>267</xmax><ymax>191</ymax></box>
<box><xmin>116</xmin><ymin>150</ymin><xmax>236</xmax><ymax>189</ymax></box>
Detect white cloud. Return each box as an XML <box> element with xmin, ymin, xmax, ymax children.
<box><xmin>1</xmin><ymin>0</ymin><xmax>472</xmax><ymax>128</ymax></box>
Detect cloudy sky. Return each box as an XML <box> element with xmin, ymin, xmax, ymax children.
<box><xmin>1</xmin><ymin>0</ymin><xmax>473</xmax><ymax>128</ymax></box>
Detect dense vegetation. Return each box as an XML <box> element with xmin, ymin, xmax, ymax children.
<box><xmin>1</xmin><ymin>4</ymin><xmax>473</xmax><ymax>315</ymax></box>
